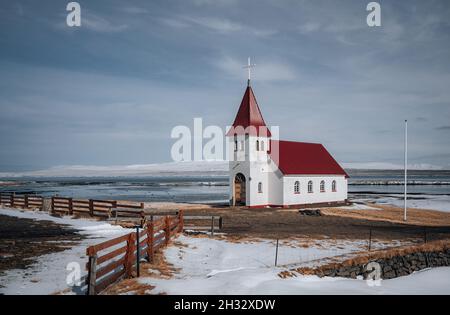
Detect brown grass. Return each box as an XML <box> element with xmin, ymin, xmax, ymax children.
<box><xmin>322</xmin><ymin>204</ymin><xmax>450</xmax><ymax>227</ymax></box>
<box><xmin>284</xmin><ymin>239</ymin><xmax>450</xmax><ymax>278</ymax></box>
<box><xmin>102</xmin><ymin>248</ymin><xmax>177</xmax><ymax>295</ymax></box>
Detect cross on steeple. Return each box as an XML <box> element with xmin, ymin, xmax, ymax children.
<box><xmin>243</xmin><ymin>57</ymin><xmax>256</xmax><ymax>86</ymax></box>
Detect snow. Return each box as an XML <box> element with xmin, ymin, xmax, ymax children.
<box><xmin>0</xmin><ymin>161</ymin><xmax>228</xmax><ymax>178</ymax></box>
<box><xmin>342</xmin><ymin>162</ymin><xmax>443</xmax><ymax>170</ymax></box>
<box><xmin>0</xmin><ymin>207</ymin><xmax>130</xmax><ymax>295</ymax></box>
<box><xmin>140</xmin><ymin>235</ymin><xmax>450</xmax><ymax>295</ymax></box>
<box><xmin>370</xmin><ymin>194</ymin><xmax>450</xmax><ymax>213</ymax></box>
<box><xmin>337</xmin><ymin>203</ymin><xmax>379</xmax><ymax>210</ymax></box>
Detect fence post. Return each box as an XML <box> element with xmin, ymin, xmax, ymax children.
<box><xmin>110</xmin><ymin>201</ymin><xmax>117</xmax><ymax>219</ymax></box>
<box><xmin>178</xmin><ymin>210</ymin><xmax>184</xmax><ymax>233</ymax></box>
<box><xmin>147</xmin><ymin>222</ymin><xmax>154</xmax><ymax>263</ymax></box>
<box><xmin>135</xmin><ymin>226</ymin><xmax>140</xmax><ymax>277</ymax></box>
<box><xmin>424</xmin><ymin>227</ymin><xmax>427</xmax><ymax>243</ymax></box>
<box><xmin>89</xmin><ymin>199</ymin><xmax>94</xmax><ymax>217</ymax></box>
<box><xmin>165</xmin><ymin>216</ymin><xmax>171</xmax><ymax>246</ymax></box>
<box><xmin>24</xmin><ymin>194</ymin><xmax>29</xmax><ymax>209</ymax></box>
<box><xmin>125</xmin><ymin>233</ymin><xmax>136</xmax><ymax>278</ymax></box>
<box><xmin>368</xmin><ymin>229</ymin><xmax>372</xmax><ymax>252</ymax></box>
<box><xmin>11</xmin><ymin>192</ymin><xmax>15</xmax><ymax>208</ymax></box>
<box><xmin>219</xmin><ymin>217</ymin><xmax>223</xmax><ymax>229</ymax></box>
<box><xmin>275</xmin><ymin>239</ymin><xmax>279</xmax><ymax>267</ymax></box>
<box><xmin>51</xmin><ymin>196</ymin><xmax>55</xmax><ymax>213</ymax></box>
<box><xmin>211</xmin><ymin>216</ymin><xmax>215</xmax><ymax>237</ymax></box>
<box><xmin>87</xmin><ymin>254</ymin><xmax>97</xmax><ymax>295</ymax></box>
<box><xmin>68</xmin><ymin>198</ymin><xmax>73</xmax><ymax>215</ymax></box>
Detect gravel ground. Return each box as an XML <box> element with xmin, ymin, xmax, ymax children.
<box><xmin>0</xmin><ymin>214</ymin><xmax>83</xmax><ymax>275</ymax></box>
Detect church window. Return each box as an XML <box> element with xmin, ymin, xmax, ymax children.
<box><xmin>332</xmin><ymin>180</ymin><xmax>337</xmax><ymax>192</ymax></box>
<box><xmin>234</xmin><ymin>135</ymin><xmax>238</xmax><ymax>152</ymax></box>
<box><xmin>320</xmin><ymin>180</ymin><xmax>325</xmax><ymax>192</ymax></box>
<box><xmin>256</xmin><ymin>140</ymin><xmax>260</xmax><ymax>151</ymax></box>
<box><xmin>258</xmin><ymin>182</ymin><xmax>263</xmax><ymax>193</ymax></box>
<box><xmin>294</xmin><ymin>181</ymin><xmax>300</xmax><ymax>194</ymax></box>
<box><xmin>308</xmin><ymin>181</ymin><xmax>313</xmax><ymax>193</ymax></box>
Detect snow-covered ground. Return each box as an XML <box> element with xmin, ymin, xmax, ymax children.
<box><xmin>350</xmin><ymin>194</ymin><xmax>450</xmax><ymax>213</ymax></box>
<box><xmin>375</xmin><ymin>194</ymin><xmax>450</xmax><ymax>213</ymax></box>
<box><xmin>0</xmin><ymin>208</ymin><xmax>130</xmax><ymax>295</ymax></box>
<box><xmin>138</xmin><ymin>235</ymin><xmax>449</xmax><ymax>295</ymax></box>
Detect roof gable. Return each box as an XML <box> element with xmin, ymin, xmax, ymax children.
<box><xmin>269</xmin><ymin>140</ymin><xmax>349</xmax><ymax>178</ymax></box>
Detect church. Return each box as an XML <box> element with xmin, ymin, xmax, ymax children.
<box><xmin>226</xmin><ymin>68</ymin><xmax>349</xmax><ymax>208</ymax></box>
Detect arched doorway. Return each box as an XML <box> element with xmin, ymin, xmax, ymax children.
<box><xmin>234</xmin><ymin>173</ymin><xmax>246</xmax><ymax>206</ymax></box>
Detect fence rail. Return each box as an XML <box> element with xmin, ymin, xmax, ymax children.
<box><xmin>0</xmin><ymin>192</ymin><xmax>144</xmax><ymax>220</ymax></box>
<box><xmin>0</xmin><ymin>192</ymin><xmax>44</xmax><ymax>210</ymax></box>
<box><xmin>85</xmin><ymin>211</ymin><xmax>184</xmax><ymax>295</ymax></box>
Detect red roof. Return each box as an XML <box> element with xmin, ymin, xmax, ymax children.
<box><xmin>269</xmin><ymin>140</ymin><xmax>349</xmax><ymax>178</ymax></box>
<box><xmin>226</xmin><ymin>86</ymin><xmax>271</xmax><ymax>137</ymax></box>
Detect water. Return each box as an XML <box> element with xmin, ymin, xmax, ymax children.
<box><xmin>1</xmin><ymin>170</ymin><xmax>449</xmax><ymax>209</ymax></box>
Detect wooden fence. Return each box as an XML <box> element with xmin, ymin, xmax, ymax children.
<box><xmin>144</xmin><ymin>212</ymin><xmax>222</xmax><ymax>235</ymax></box>
<box><xmin>85</xmin><ymin>211</ymin><xmax>184</xmax><ymax>295</ymax></box>
<box><xmin>51</xmin><ymin>197</ymin><xmax>144</xmax><ymax>218</ymax></box>
<box><xmin>0</xmin><ymin>192</ymin><xmax>144</xmax><ymax>220</ymax></box>
<box><xmin>0</xmin><ymin>192</ymin><xmax>44</xmax><ymax>210</ymax></box>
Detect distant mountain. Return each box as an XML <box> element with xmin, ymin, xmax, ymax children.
<box><xmin>0</xmin><ymin>161</ymin><xmax>228</xmax><ymax>178</ymax></box>
<box><xmin>0</xmin><ymin>160</ymin><xmax>444</xmax><ymax>178</ymax></box>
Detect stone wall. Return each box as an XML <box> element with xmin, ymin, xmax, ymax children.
<box><xmin>311</xmin><ymin>249</ymin><xmax>450</xmax><ymax>280</ymax></box>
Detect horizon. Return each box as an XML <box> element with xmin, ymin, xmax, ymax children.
<box><xmin>1</xmin><ymin>160</ymin><xmax>450</xmax><ymax>179</ymax></box>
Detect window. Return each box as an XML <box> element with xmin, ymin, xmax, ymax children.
<box><xmin>332</xmin><ymin>180</ymin><xmax>337</xmax><ymax>192</ymax></box>
<box><xmin>308</xmin><ymin>181</ymin><xmax>313</xmax><ymax>193</ymax></box>
<box><xmin>258</xmin><ymin>182</ymin><xmax>263</xmax><ymax>193</ymax></box>
<box><xmin>260</xmin><ymin>141</ymin><xmax>265</xmax><ymax>151</ymax></box>
<box><xmin>294</xmin><ymin>181</ymin><xmax>300</xmax><ymax>194</ymax></box>
<box><xmin>256</xmin><ymin>140</ymin><xmax>260</xmax><ymax>151</ymax></box>
<box><xmin>234</xmin><ymin>136</ymin><xmax>238</xmax><ymax>152</ymax></box>
<box><xmin>320</xmin><ymin>180</ymin><xmax>325</xmax><ymax>193</ymax></box>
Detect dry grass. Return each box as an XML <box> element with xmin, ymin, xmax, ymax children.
<box><xmin>285</xmin><ymin>240</ymin><xmax>450</xmax><ymax>278</ymax></box>
<box><xmin>102</xmin><ymin>248</ymin><xmax>177</xmax><ymax>295</ymax></box>
<box><xmin>322</xmin><ymin>204</ymin><xmax>450</xmax><ymax>227</ymax></box>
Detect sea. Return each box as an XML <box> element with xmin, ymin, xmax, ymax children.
<box><xmin>1</xmin><ymin>170</ymin><xmax>450</xmax><ymax>212</ymax></box>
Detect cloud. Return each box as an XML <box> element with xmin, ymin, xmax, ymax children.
<box><xmin>121</xmin><ymin>6</ymin><xmax>149</xmax><ymax>14</ymax></box>
<box><xmin>186</xmin><ymin>16</ymin><xmax>242</xmax><ymax>33</ymax></box>
<box><xmin>82</xmin><ymin>12</ymin><xmax>128</xmax><ymax>33</ymax></box>
<box><xmin>161</xmin><ymin>15</ymin><xmax>276</xmax><ymax>36</ymax></box>
<box><xmin>436</xmin><ymin>126</ymin><xmax>450</xmax><ymax>131</ymax></box>
<box><xmin>215</xmin><ymin>56</ymin><xmax>296</xmax><ymax>82</ymax></box>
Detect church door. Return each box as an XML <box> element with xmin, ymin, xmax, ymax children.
<box><xmin>234</xmin><ymin>173</ymin><xmax>246</xmax><ymax>206</ymax></box>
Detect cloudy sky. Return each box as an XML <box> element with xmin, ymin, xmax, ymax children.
<box><xmin>1</xmin><ymin>0</ymin><xmax>450</xmax><ymax>171</ymax></box>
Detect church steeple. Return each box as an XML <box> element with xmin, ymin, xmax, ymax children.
<box><xmin>226</xmin><ymin>84</ymin><xmax>271</xmax><ymax>137</ymax></box>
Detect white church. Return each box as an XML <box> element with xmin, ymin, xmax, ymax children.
<box><xmin>227</xmin><ymin>64</ymin><xmax>349</xmax><ymax>208</ymax></box>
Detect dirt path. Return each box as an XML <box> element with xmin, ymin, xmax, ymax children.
<box><xmin>0</xmin><ymin>214</ymin><xmax>83</xmax><ymax>274</ymax></box>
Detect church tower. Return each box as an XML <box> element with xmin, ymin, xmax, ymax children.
<box><xmin>226</xmin><ymin>71</ymin><xmax>272</xmax><ymax>207</ymax></box>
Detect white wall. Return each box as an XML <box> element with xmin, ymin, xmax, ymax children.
<box><xmin>282</xmin><ymin>175</ymin><xmax>348</xmax><ymax>205</ymax></box>
<box><xmin>228</xmin><ymin>135</ymin><xmax>271</xmax><ymax>206</ymax></box>
<box><xmin>228</xmin><ymin>135</ymin><xmax>348</xmax><ymax>207</ymax></box>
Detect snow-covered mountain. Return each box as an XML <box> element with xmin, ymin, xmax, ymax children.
<box><xmin>0</xmin><ymin>161</ymin><xmax>228</xmax><ymax>178</ymax></box>
<box><xmin>0</xmin><ymin>161</ymin><xmax>444</xmax><ymax>178</ymax></box>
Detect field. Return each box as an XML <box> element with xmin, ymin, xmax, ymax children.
<box><xmin>1</xmin><ymin>201</ymin><xmax>450</xmax><ymax>295</ymax></box>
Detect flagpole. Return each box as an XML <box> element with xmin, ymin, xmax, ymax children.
<box><xmin>404</xmin><ymin>120</ymin><xmax>408</xmax><ymax>222</ymax></box>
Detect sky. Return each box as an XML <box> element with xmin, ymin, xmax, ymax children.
<box><xmin>1</xmin><ymin>0</ymin><xmax>450</xmax><ymax>171</ymax></box>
